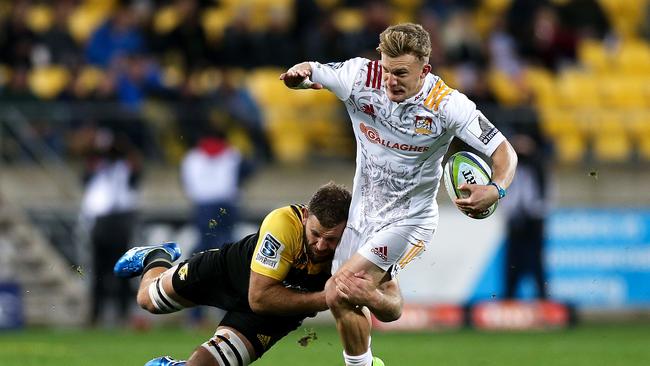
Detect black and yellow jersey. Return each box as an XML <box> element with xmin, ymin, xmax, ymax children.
<box><xmin>251</xmin><ymin>204</ymin><xmax>331</xmax><ymax>293</ymax></box>
<box><xmin>187</xmin><ymin>204</ymin><xmax>331</xmax><ymax>312</ymax></box>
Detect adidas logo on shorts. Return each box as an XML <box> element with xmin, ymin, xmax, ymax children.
<box><xmin>371</xmin><ymin>246</ymin><xmax>388</xmax><ymax>261</ymax></box>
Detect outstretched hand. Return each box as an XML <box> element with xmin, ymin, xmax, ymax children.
<box><xmin>334</xmin><ymin>270</ymin><xmax>377</xmax><ymax>307</ymax></box>
<box><xmin>280</xmin><ymin>65</ymin><xmax>323</xmax><ymax>89</ymax></box>
<box><xmin>454</xmin><ymin>184</ymin><xmax>499</xmax><ymax>218</ymax></box>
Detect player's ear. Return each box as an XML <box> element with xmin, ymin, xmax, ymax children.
<box><xmin>301</xmin><ymin>207</ymin><xmax>309</xmax><ymax>225</ymax></box>
<box><xmin>421</xmin><ymin>64</ymin><xmax>431</xmax><ymax>78</ymax></box>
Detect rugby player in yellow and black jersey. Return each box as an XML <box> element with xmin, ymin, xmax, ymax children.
<box><xmin>115</xmin><ymin>182</ymin><xmax>402</xmax><ymax>366</ymax></box>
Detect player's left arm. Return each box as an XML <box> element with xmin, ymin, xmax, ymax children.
<box><xmin>442</xmin><ymin>91</ymin><xmax>518</xmax><ymax>215</ymax></box>
<box><xmin>333</xmin><ymin>270</ymin><xmax>403</xmax><ymax>322</ymax></box>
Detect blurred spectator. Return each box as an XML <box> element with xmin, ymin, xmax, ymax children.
<box><xmin>210</xmin><ymin>69</ymin><xmax>273</xmax><ymax>162</ymax></box>
<box><xmin>86</xmin><ymin>3</ymin><xmax>145</xmax><ymax>68</ymax></box>
<box><xmin>114</xmin><ymin>53</ymin><xmax>168</xmax><ymax>111</ymax></box>
<box><xmin>0</xmin><ymin>0</ymin><xmax>37</xmax><ymax>67</ymax></box>
<box><xmin>554</xmin><ymin>0</ymin><xmax>610</xmax><ymax>40</ymax></box>
<box><xmin>529</xmin><ymin>6</ymin><xmax>577</xmax><ymax>70</ymax></box>
<box><xmin>258</xmin><ymin>6</ymin><xmax>296</xmax><ymax>68</ymax></box>
<box><xmin>422</xmin><ymin>0</ymin><xmax>477</xmax><ymax>20</ymax></box>
<box><xmin>343</xmin><ymin>0</ymin><xmax>392</xmax><ymax>60</ymax></box>
<box><xmin>180</xmin><ymin>127</ymin><xmax>250</xmax><ymax>254</ymax></box>
<box><xmin>442</xmin><ymin>9</ymin><xmax>485</xmax><ymax>67</ymax></box>
<box><xmin>506</xmin><ymin>1</ymin><xmax>578</xmax><ymax>70</ymax></box>
<box><xmin>488</xmin><ymin>18</ymin><xmax>523</xmax><ymax>77</ymax></box>
<box><xmin>301</xmin><ymin>11</ymin><xmax>350</xmax><ymax>63</ymax></box>
<box><xmin>418</xmin><ymin>9</ymin><xmax>446</xmax><ymax>69</ymax></box>
<box><xmin>152</xmin><ymin>0</ymin><xmax>210</xmax><ymax>69</ymax></box>
<box><xmin>79</xmin><ymin>128</ymin><xmax>142</xmax><ymax>326</ymax></box>
<box><xmin>643</xmin><ymin>3</ymin><xmax>650</xmax><ymax>41</ymax></box>
<box><xmin>219</xmin><ymin>8</ymin><xmax>261</xmax><ymax>68</ymax></box>
<box><xmin>38</xmin><ymin>0</ymin><xmax>81</xmax><ymax>68</ymax></box>
<box><xmin>500</xmin><ymin>122</ymin><xmax>551</xmax><ymax>300</ymax></box>
<box><xmin>180</xmin><ymin>126</ymin><xmax>254</xmax><ymax>326</ymax></box>
<box><xmin>0</xmin><ymin>67</ymin><xmax>37</xmax><ymax>101</ymax></box>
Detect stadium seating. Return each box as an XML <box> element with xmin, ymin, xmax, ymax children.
<box><xmin>1</xmin><ymin>0</ymin><xmax>649</xmax><ymax>164</ymax></box>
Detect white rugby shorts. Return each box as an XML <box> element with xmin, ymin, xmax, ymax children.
<box><xmin>332</xmin><ymin>223</ymin><xmax>434</xmax><ymax>277</ymax></box>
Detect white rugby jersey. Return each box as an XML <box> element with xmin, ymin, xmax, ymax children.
<box><xmin>309</xmin><ymin>58</ymin><xmax>505</xmax><ymax>234</ymax></box>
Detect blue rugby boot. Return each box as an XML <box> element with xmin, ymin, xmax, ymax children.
<box><xmin>372</xmin><ymin>356</ymin><xmax>385</xmax><ymax>366</ymax></box>
<box><xmin>114</xmin><ymin>242</ymin><xmax>181</xmax><ymax>278</ymax></box>
<box><xmin>144</xmin><ymin>356</ymin><xmax>186</xmax><ymax>366</ymax></box>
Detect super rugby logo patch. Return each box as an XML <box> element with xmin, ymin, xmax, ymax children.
<box><xmin>467</xmin><ymin>113</ymin><xmax>498</xmax><ymax>145</ymax></box>
<box><xmin>255</xmin><ymin>233</ymin><xmax>284</xmax><ymax>270</ymax></box>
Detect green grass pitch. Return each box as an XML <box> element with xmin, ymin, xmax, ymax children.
<box><xmin>1</xmin><ymin>323</ymin><xmax>648</xmax><ymax>366</ymax></box>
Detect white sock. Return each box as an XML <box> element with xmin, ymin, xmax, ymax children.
<box><xmin>343</xmin><ymin>348</ymin><xmax>373</xmax><ymax>366</ymax></box>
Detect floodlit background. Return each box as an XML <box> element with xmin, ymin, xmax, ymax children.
<box><xmin>1</xmin><ymin>0</ymin><xmax>649</xmax><ymax>364</ymax></box>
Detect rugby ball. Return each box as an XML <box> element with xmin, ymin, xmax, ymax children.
<box><xmin>443</xmin><ymin>151</ymin><xmax>497</xmax><ymax>219</ymax></box>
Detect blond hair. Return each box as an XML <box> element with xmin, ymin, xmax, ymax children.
<box><xmin>377</xmin><ymin>23</ymin><xmax>431</xmax><ymax>63</ymax></box>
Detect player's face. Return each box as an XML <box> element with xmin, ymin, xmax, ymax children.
<box><xmin>381</xmin><ymin>53</ymin><xmax>431</xmax><ymax>103</ymax></box>
<box><xmin>303</xmin><ymin>214</ymin><xmax>346</xmax><ymax>264</ymax></box>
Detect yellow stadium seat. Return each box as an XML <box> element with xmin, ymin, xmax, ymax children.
<box><xmin>601</xmin><ymin>75</ymin><xmax>646</xmax><ymax>108</ymax></box>
<box><xmin>28</xmin><ymin>66</ymin><xmax>70</xmax><ymax>99</ymax></box>
<box><xmin>391</xmin><ymin>9</ymin><xmax>415</xmax><ymax>24</ymax></box>
<box><xmin>247</xmin><ymin>67</ymin><xmax>292</xmax><ymax>107</ymax></box>
<box><xmin>332</xmin><ymin>8</ymin><xmax>364</xmax><ymax>33</ymax></box>
<box><xmin>524</xmin><ymin>67</ymin><xmax>556</xmax><ymax>107</ymax></box>
<box><xmin>593</xmin><ymin>110</ymin><xmax>625</xmax><ymax>135</ymax></box>
<box><xmin>84</xmin><ymin>0</ymin><xmax>117</xmax><ymax>13</ymax></box>
<box><xmin>556</xmin><ymin>69</ymin><xmax>600</xmax><ymax>108</ymax></box>
<box><xmin>488</xmin><ymin>69</ymin><xmax>525</xmax><ymax>106</ymax></box>
<box><xmin>627</xmin><ymin>110</ymin><xmax>650</xmax><ymax>136</ymax></box>
<box><xmin>626</xmin><ymin>110</ymin><xmax>650</xmax><ymax>161</ymax></box>
<box><xmin>638</xmin><ymin>134</ymin><xmax>650</xmax><ymax>161</ymax></box>
<box><xmin>556</xmin><ymin>132</ymin><xmax>587</xmax><ymax>164</ymax></box>
<box><xmin>26</xmin><ymin>4</ymin><xmax>54</xmax><ymax>33</ymax></box>
<box><xmin>153</xmin><ymin>5</ymin><xmax>180</xmax><ymax>35</ymax></box>
<box><xmin>389</xmin><ymin>0</ymin><xmax>423</xmax><ymax>11</ymax></box>
<box><xmin>539</xmin><ymin>108</ymin><xmax>578</xmax><ymax>137</ymax></box>
<box><xmin>202</xmin><ymin>7</ymin><xmax>232</xmax><ymax>42</ymax></box>
<box><xmin>266</xmin><ymin>119</ymin><xmax>308</xmax><ymax>163</ymax></box>
<box><xmin>615</xmin><ymin>40</ymin><xmax>650</xmax><ymax>75</ymax></box>
<box><xmin>0</xmin><ymin>64</ymin><xmax>10</xmax><ymax>88</ymax></box>
<box><xmin>482</xmin><ymin>0</ymin><xmax>512</xmax><ymax>13</ymax></box>
<box><xmin>68</xmin><ymin>6</ymin><xmax>109</xmax><ymax>44</ymax></box>
<box><xmin>577</xmin><ymin>39</ymin><xmax>610</xmax><ymax>73</ymax></box>
<box><xmin>315</xmin><ymin>0</ymin><xmax>342</xmax><ymax>10</ymax></box>
<box><xmin>592</xmin><ymin>131</ymin><xmax>632</xmax><ymax>162</ymax></box>
<box><xmin>74</xmin><ymin>66</ymin><xmax>105</xmax><ymax>97</ymax></box>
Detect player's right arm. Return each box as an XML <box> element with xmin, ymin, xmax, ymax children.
<box><xmin>248</xmin><ymin>207</ymin><xmax>328</xmax><ymax>315</ymax></box>
<box><xmin>280</xmin><ymin>58</ymin><xmax>366</xmax><ymax>100</ymax></box>
<box><xmin>280</xmin><ymin>62</ymin><xmax>323</xmax><ymax>90</ymax></box>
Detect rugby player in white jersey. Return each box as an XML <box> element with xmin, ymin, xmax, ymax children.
<box><xmin>281</xmin><ymin>23</ymin><xmax>518</xmax><ymax>366</ymax></box>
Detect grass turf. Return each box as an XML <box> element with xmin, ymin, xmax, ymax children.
<box><xmin>1</xmin><ymin>323</ymin><xmax>647</xmax><ymax>366</ymax></box>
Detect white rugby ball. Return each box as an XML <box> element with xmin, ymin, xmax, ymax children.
<box><xmin>443</xmin><ymin>151</ymin><xmax>497</xmax><ymax>219</ymax></box>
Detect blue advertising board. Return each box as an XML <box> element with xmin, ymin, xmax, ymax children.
<box><xmin>470</xmin><ymin>209</ymin><xmax>650</xmax><ymax>309</ymax></box>
<box><xmin>0</xmin><ymin>282</ymin><xmax>24</xmax><ymax>329</ymax></box>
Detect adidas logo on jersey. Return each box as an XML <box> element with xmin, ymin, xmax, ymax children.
<box><xmin>371</xmin><ymin>246</ymin><xmax>388</xmax><ymax>261</ymax></box>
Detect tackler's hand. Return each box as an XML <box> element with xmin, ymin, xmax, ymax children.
<box><xmin>334</xmin><ymin>270</ymin><xmax>378</xmax><ymax>307</ymax></box>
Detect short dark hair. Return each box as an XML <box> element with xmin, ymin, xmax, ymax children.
<box><xmin>308</xmin><ymin>182</ymin><xmax>352</xmax><ymax>228</ymax></box>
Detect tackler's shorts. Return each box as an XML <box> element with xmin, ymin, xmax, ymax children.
<box><xmin>170</xmin><ymin>249</ymin><xmax>310</xmax><ymax>357</ymax></box>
